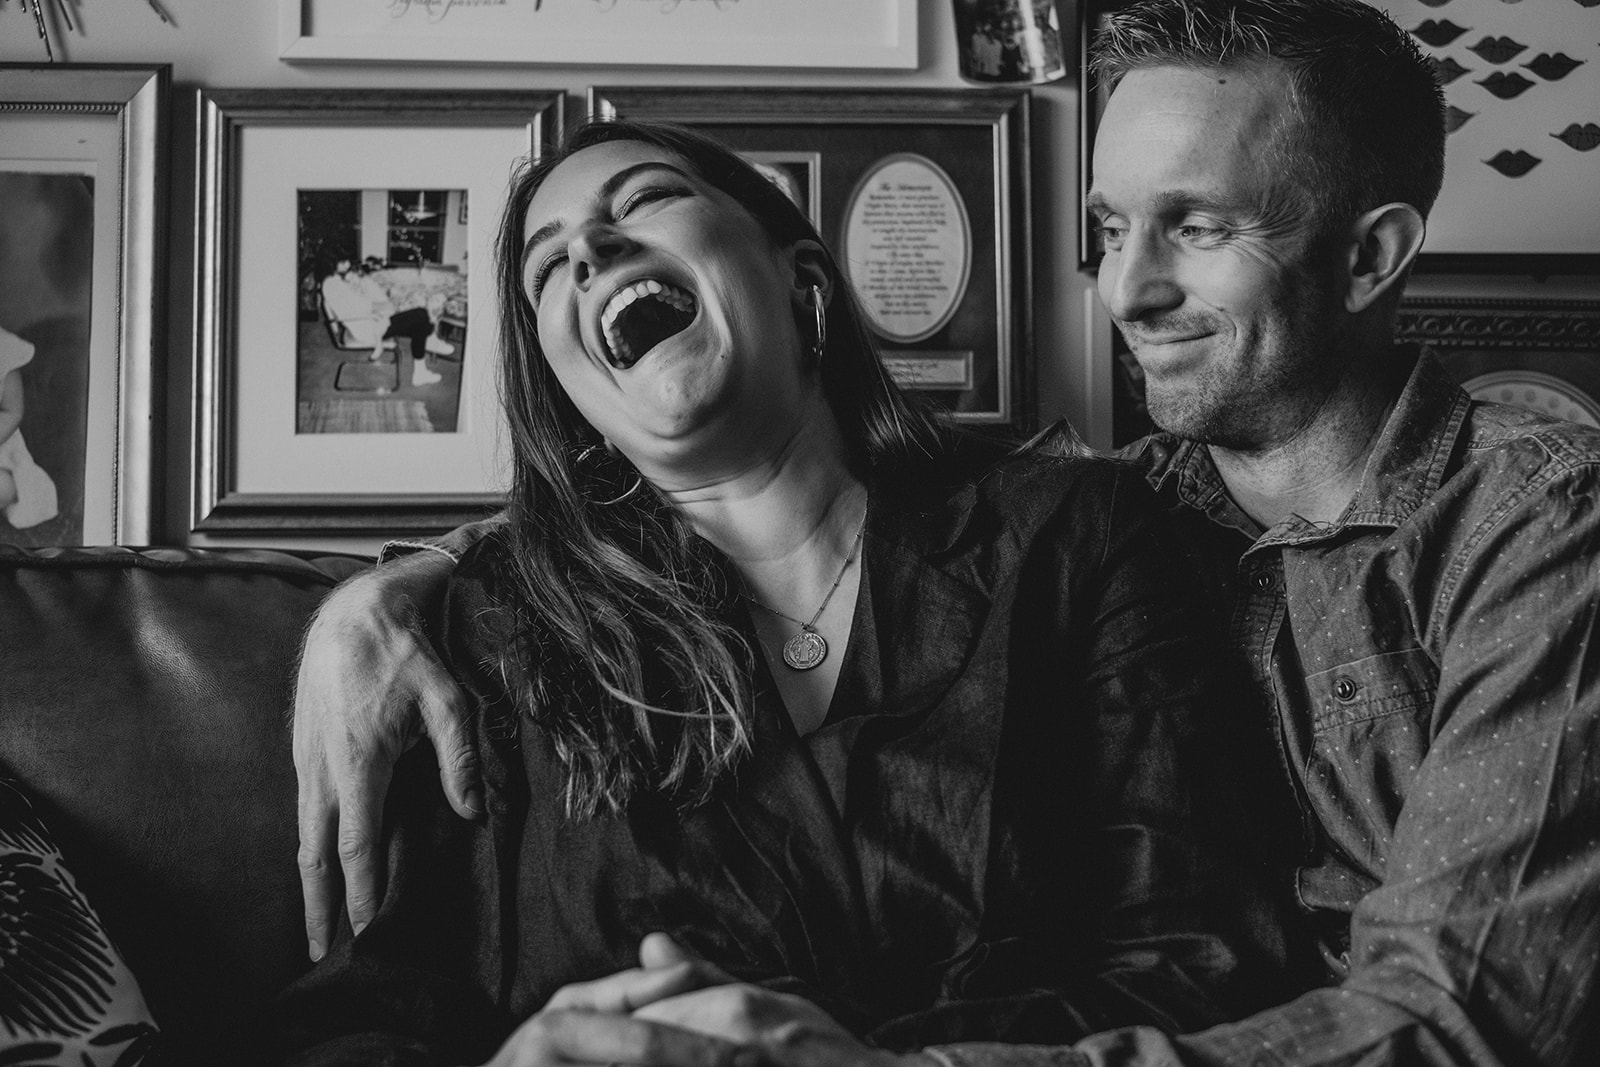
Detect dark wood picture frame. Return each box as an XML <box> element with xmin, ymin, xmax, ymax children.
<box><xmin>590</xmin><ymin>87</ymin><xmax>1034</xmax><ymax>428</ymax></box>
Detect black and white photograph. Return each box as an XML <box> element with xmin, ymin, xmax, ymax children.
<box><xmin>190</xmin><ymin>88</ymin><xmax>562</xmax><ymax>532</ymax></box>
<box><xmin>0</xmin><ymin>170</ymin><xmax>91</xmax><ymax>545</ymax></box>
<box><xmin>8</xmin><ymin>4</ymin><xmax>1600</xmax><ymax>1067</ymax></box>
<box><xmin>297</xmin><ymin>188</ymin><xmax>469</xmax><ymax>435</ymax></box>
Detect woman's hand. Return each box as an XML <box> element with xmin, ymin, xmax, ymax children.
<box><xmin>479</xmin><ymin>1010</ymin><xmax>743</xmax><ymax>1067</ymax></box>
<box><xmin>293</xmin><ymin>549</ymin><xmax>478</xmax><ymax>961</ymax></box>
<box><xmin>480</xmin><ymin>937</ymin><xmax>741</xmax><ymax>1067</ymax></box>
<box><xmin>634</xmin><ymin>988</ymin><xmax>926</xmax><ymax>1067</ymax></box>
<box><xmin>535</xmin><ymin>935</ymin><xmax>931</xmax><ymax>1067</ymax></box>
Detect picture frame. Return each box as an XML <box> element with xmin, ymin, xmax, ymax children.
<box><xmin>192</xmin><ymin>88</ymin><xmax>564</xmax><ymax>533</ymax></box>
<box><xmin>1079</xmin><ymin>1</ymin><xmax>1600</xmax><ymax>273</ymax></box>
<box><xmin>279</xmin><ymin>0</ymin><xmax>917</xmax><ymax>71</ymax></box>
<box><xmin>1076</xmin><ymin>0</ymin><xmax>1123</xmax><ymax>271</ymax></box>
<box><xmin>590</xmin><ymin>87</ymin><xmax>1033</xmax><ymax>427</ymax></box>
<box><xmin>1374</xmin><ymin>1</ymin><xmax>1600</xmax><ymax>272</ymax></box>
<box><xmin>0</xmin><ymin>64</ymin><xmax>167</xmax><ymax>546</ymax></box>
<box><xmin>1395</xmin><ymin>297</ymin><xmax>1600</xmax><ymax>425</ymax></box>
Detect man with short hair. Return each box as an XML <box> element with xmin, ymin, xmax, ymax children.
<box><xmin>291</xmin><ymin>2</ymin><xmax>1600</xmax><ymax>1063</ymax></box>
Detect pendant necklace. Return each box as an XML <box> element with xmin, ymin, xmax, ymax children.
<box><xmin>746</xmin><ymin>513</ymin><xmax>867</xmax><ymax>671</ymax></box>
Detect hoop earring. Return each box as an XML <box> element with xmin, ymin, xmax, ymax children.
<box><xmin>809</xmin><ymin>284</ymin><xmax>826</xmax><ymax>360</ymax></box>
<box><xmin>573</xmin><ymin>444</ymin><xmax>645</xmax><ymax>506</ymax></box>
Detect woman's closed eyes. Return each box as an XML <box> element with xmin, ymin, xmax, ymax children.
<box><xmin>529</xmin><ymin>183</ymin><xmax>693</xmax><ymax>305</ymax></box>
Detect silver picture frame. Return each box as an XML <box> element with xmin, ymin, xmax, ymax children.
<box><xmin>0</xmin><ymin>63</ymin><xmax>167</xmax><ymax>545</ymax></box>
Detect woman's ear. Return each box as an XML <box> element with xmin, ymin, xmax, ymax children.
<box><xmin>790</xmin><ymin>239</ymin><xmax>832</xmax><ymax>306</ymax></box>
<box><xmin>1343</xmin><ymin>202</ymin><xmax>1425</xmax><ymax>314</ymax></box>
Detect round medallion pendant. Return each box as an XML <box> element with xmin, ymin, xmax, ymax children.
<box><xmin>782</xmin><ymin>628</ymin><xmax>828</xmax><ymax>671</ymax></box>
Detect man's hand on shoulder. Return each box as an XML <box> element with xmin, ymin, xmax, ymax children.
<box><xmin>292</xmin><ymin>548</ymin><xmax>476</xmax><ymax>961</ymax></box>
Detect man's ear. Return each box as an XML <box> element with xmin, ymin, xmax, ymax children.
<box><xmin>1343</xmin><ymin>202</ymin><xmax>1425</xmax><ymax>314</ymax></box>
<box><xmin>790</xmin><ymin>239</ymin><xmax>833</xmax><ymax>307</ymax></box>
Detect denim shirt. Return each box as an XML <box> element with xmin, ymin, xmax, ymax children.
<box><xmin>933</xmin><ymin>349</ymin><xmax>1600</xmax><ymax>1066</ymax></box>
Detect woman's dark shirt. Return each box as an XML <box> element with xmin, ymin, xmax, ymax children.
<box><xmin>269</xmin><ymin>448</ymin><xmax>1271</xmax><ymax>1065</ymax></box>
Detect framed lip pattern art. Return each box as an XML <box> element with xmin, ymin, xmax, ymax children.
<box><xmin>590</xmin><ymin>87</ymin><xmax>1033</xmax><ymax>427</ymax></box>
<box><xmin>192</xmin><ymin>88</ymin><xmax>564</xmax><ymax>533</ymax></box>
<box><xmin>0</xmin><ymin>64</ymin><xmax>166</xmax><ymax>547</ymax></box>
<box><xmin>279</xmin><ymin>0</ymin><xmax>917</xmax><ymax>71</ymax></box>
<box><xmin>1376</xmin><ymin>0</ymin><xmax>1600</xmax><ymax>272</ymax></box>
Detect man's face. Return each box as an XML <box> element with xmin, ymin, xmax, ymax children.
<box><xmin>1088</xmin><ymin>62</ymin><xmax>1347</xmax><ymax>451</ymax></box>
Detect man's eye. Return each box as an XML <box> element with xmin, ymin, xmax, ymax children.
<box><xmin>1094</xmin><ymin>221</ymin><xmax>1127</xmax><ymax>251</ymax></box>
<box><xmin>1178</xmin><ymin>223</ymin><xmax>1226</xmax><ymax>243</ymax></box>
<box><xmin>531</xmin><ymin>252</ymin><xmax>567</xmax><ymax>303</ymax></box>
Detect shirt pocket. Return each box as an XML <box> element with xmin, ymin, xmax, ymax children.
<box><xmin>1308</xmin><ymin>647</ymin><xmax>1438</xmax><ymax>734</ymax></box>
<box><xmin>1303</xmin><ymin>647</ymin><xmax>1438</xmax><ymax>865</ymax></box>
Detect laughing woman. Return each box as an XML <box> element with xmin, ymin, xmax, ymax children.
<box><xmin>272</xmin><ymin>121</ymin><xmax>1262</xmax><ymax>1065</ymax></box>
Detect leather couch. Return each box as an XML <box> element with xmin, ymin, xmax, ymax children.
<box><xmin>1</xmin><ymin>545</ymin><xmax>372</xmax><ymax>1065</ymax></box>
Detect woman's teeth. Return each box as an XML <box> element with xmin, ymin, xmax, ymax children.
<box><xmin>600</xmin><ymin>279</ymin><xmax>697</xmax><ymax>368</ymax></box>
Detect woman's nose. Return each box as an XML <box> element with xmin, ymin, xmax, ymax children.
<box><xmin>570</xmin><ymin>223</ymin><xmax>637</xmax><ymax>290</ymax></box>
<box><xmin>1099</xmin><ymin>230</ymin><xmax>1183</xmax><ymax>323</ymax></box>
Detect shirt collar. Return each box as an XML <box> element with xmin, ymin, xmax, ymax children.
<box><xmin>1140</xmin><ymin>345</ymin><xmax>1472</xmax><ymax>539</ymax></box>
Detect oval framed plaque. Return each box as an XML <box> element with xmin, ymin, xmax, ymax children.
<box><xmin>841</xmin><ymin>152</ymin><xmax>973</xmax><ymax>345</ymax></box>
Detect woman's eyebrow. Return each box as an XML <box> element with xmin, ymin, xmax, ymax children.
<box><xmin>519</xmin><ymin>160</ymin><xmax>694</xmax><ymax>272</ymax></box>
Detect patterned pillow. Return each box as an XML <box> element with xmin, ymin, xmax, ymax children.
<box><xmin>0</xmin><ymin>779</ymin><xmax>160</xmax><ymax>1065</ymax></box>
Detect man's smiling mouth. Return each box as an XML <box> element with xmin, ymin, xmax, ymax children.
<box><xmin>600</xmin><ymin>279</ymin><xmax>698</xmax><ymax>369</ymax></box>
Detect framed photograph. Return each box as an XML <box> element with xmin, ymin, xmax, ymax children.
<box><xmin>738</xmin><ymin>150</ymin><xmax>822</xmax><ymax>228</ymax></box>
<box><xmin>1395</xmin><ymin>297</ymin><xmax>1600</xmax><ymax>425</ymax></box>
<box><xmin>1079</xmin><ymin>1</ymin><xmax>1600</xmax><ymax>273</ymax></box>
<box><xmin>0</xmin><ymin>64</ymin><xmax>166</xmax><ymax>547</ymax></box>
<box><xmin>591</xmin><ymin>87</ymin><xmax>1033</xmax><ymax>426</ymax></box>
<box><xmin>192</xmin><ymin>88</ymin><xmax>564</xmax><ymax>532</ymax></box>
<box><xmin>279</xmin><ymin>0</ymin><xmax>916</xmax><ymax>71</ymax></box>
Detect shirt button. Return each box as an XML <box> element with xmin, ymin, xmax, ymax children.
<box><xmin>1333</xmin><ymin>677</ymin><xmax>1360</xmax><ymax>702</ymax></box>
<box><xmin>1252</xmin><ymin>571</ymin><xmax>1275</xmax><ymax>591</ymax></box>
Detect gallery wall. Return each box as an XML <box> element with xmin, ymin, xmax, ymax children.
<box><xmin>2</xmin><ymin>1</ymin><xmax>1592</xmax><ymax>554</ymax></box>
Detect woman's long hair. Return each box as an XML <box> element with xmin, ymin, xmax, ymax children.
<box><xmin>492</xmin><ymin>120</ymin><xmax>944</xmax><ymax>817</ymax></box>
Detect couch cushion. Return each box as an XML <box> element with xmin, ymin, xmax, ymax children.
<box><xmin>1</xmin><ymin>777</ymin><xmax>160</xmax><ymax>1065</ymax></box>
<box><xmin>0</xmin><ymin>546</ymin><xmax>370</xmax><ymax>1066</ymax></box>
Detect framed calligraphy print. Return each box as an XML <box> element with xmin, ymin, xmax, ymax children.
<box><xmin>279</xmin><ymin>0</ymin><xmax>916</xmax><ymax>71</ymax></box>
<box><xmin>590</xmin><ymin>87</ymin><xmax>1033</xmax><ymax>427</ymax></box>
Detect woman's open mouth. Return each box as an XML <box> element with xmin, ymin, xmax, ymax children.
<box><xmin>599</xmin><ymin>279</ymin><xmax>698</xmax><ymax>369</ymax></box>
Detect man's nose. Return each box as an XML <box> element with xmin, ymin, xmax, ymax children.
<box><xmin>570</xmin><ymin>223</ymin><xmax>636</xmax><ymax>290</ymax></box>
<box><xmin>1099</xmin><ymin>229</ymin><xmax>1182</xmax><ymax>323</ymax></box>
